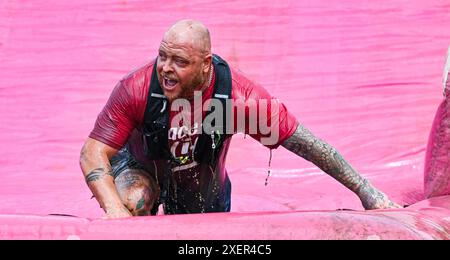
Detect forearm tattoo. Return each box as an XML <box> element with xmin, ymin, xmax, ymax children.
<box><xmin>85</xmin><ymin>167</ymin><xmax>114</xmax><ymax>184</ymax></box>
<box><xmin>282</xmin><ymin>125</ymin><xmax>368</xmax><ymax>194</ymax></box>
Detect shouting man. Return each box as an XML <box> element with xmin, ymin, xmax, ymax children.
<box><xmin>80</xmin><ymin>20</ymin><xmax>400</xmax><ymax>218</ymax></box>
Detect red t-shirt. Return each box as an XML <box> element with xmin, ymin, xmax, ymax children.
<box><xmin>89</xmin><ymin>60</ymin><xmax>298</xmax><ymax>169</ymax></box>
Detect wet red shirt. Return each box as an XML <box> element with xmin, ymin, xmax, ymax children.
<box><xmin>90</xmin><ymin>59</ymin><xmax>298</xmax><ymax>168</ymax></box>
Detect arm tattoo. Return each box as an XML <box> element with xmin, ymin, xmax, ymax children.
<box><xmin>282</xmin><ymin>124</ymin><xmax>367</xmax><ymax>194</ymax></box>
<box><xmin>85</xmin><ymin>167</ymin><xmax>114</xmax><ymax>184</ymax></box>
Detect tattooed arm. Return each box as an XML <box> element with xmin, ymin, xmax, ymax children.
<box><xmin>282</xmin><ymin>124</ymin><xmax>401</xmax><ymax>210</ymax></box>
<box><xmin>80</xmin><ymin>138</ymin><xmax>132</xmax><ymax>218</ymax></box>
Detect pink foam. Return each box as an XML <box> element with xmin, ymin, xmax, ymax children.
<box><xmin>1</xmin><ymin>196</ymin><xmax>449</xmax><ymax>240</ymax></box>
<box><xmin>1</xmin><ymin>0</ymin><xmax>450</xmax><ymax>239</ymax></box>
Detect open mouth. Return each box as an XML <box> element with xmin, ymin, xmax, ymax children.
<box><xmin>162</xmin><ymin>75</ymin><xmax>179</xmax><ymax>91</ymax></box>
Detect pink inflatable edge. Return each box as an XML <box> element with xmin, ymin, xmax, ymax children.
<box><xmin>1</xmin><ymin>196</ymin><xmax>449</xmax><ymax>240</ymax></box>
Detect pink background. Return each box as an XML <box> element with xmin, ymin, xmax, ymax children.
<box><xmin>1</xmin><ymin>0</ymin><xmax>450</xmax><ymax>239</ymax></box>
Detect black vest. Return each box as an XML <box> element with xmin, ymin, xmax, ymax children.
<box><xmin>142</xmin><ymin>54</ymin><xmax>232</xmax><ymax>166</ymax></box>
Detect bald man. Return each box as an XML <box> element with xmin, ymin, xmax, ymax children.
<box><xmin>80</xmin><ymin>20</ymin><xmax>400</xmax><ymax>218</ymax></box>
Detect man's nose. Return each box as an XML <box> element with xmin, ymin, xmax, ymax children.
<box><xmin>162</xmin><ymin>60</ymin><xmax>173</xmax><ymax>73</ymax></box>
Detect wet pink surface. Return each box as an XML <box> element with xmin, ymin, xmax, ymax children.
<box><xmin>1</xmin><ymin>0</ymin><xmax>450</xmax><ymax>239</ymax></box>
<box><xmin>1</xmin><ymin>195</ymin><xmax>449</xmax><ymax>240</ymax></box>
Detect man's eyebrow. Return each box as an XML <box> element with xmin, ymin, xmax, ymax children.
<box><xmin>158</xmin><ymin>47</ymin><xmax>190</xmax><ymax>61</ymax></box>
<box><xmin>173</xmin><ymin>55</ymin><xmax>188</xmax><ymax>61</ymax></box>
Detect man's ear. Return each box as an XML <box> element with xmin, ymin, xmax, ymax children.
<box><xmin>203</xmin><ymin>54</ymin><xmax>212</xmax><ymax>73</ymax></box>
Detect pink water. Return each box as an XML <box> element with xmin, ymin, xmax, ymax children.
<box><xmin>1</xmin><ymin>0</ymin><xmax>450</xmax><ymax>239</ymax></box>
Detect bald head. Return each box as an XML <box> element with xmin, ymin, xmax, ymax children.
<box><xmin>156</xmin><ymin>20</ymin><xmax>213</xmax><ymax>101</ymax></box>
<box><xmin>163</xmin><ymin>19</ymin><xmax>211</xmax><ymax>56</ymax></box>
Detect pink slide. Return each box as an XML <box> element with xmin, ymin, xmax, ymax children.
<box><xmin>1</xmin><ymin>0</ymin><xmax>450</xmax><ymax>239</ymax></box>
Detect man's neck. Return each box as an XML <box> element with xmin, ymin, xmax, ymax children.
<box><xmin>197</xmin><ymin>65</ymin><xmax>214</xmax><ymax>93</ymax></box>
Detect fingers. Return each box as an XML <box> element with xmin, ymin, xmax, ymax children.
<box><xmin>363</xmin><ymin>198</ymin><xmax>403</xmax><ymax>210</ymax></box>
<box><xmin>388</xmin><ymin>202</ymin><xmax>403</xmax><ymax>209</ymax></box>
<box><xmin>102</xmin><ymin>206</ymin><xmax>133</xmax><ymax>219</ymax></box>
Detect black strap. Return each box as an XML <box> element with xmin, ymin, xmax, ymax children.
<box><xmin>194</xmin><ymin>55</ymin><xmax>232</xmax><ymax>164</ymax></box>
<box><xmin>142</xmin><ymin>63</ymin><xmax>172</xmax><ymax>161</ymax></box>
